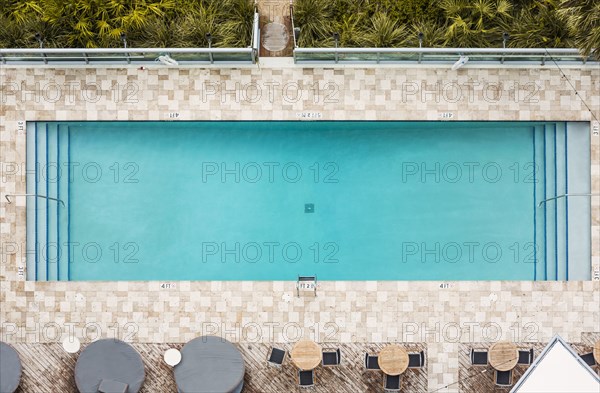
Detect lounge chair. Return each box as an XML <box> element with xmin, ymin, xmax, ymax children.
<box><xmin>580</xmin><ymin>352</ymin><xmax>596</xmax><ymax>367</ymax></box>
<box><xmin>298</xmin><ymin>369</ymin><xmax>315</xmax><ymax>388</ymax></box>
<box><xmin>364</xmin><ymin>353</ymin><xmax>380</xmax><ymax>370</ymax></box>
<box><xmin>408</xmin><ymin>350</ymin><xmax>425</xmax><ymax>368</ymax></box>
<box><xmin>267</xmin><ymin>347</ymin><xmax>286</xmax><ymax>367</ymax></box>
<box><xmin>322</xmin><ymin>348</ymin><xmax>341</xmax><ymax>366</ymax></box>
<box><xmin>518</xmin><ymin>348</ymin><xmax>534</xmax><ymax>365</ymax></box>
<box><xmin>383</xmin><ymin>374</ymin><xmax>402</xmax><ymax>392</ymax></box>
<box><xmin>470</xmin><ymin>349</ymin><xmax>488</xmax><ymax>366</ymax></box>
<box><xmin>495</xmin><ymin>370</ymin><xmax>513</xmax><ymax>386</ymax></box>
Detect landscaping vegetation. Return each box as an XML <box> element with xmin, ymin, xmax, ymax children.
<box><xmin>0</xmin><ymin>0</ymin><xmax>255</xmax><ymax>48</ymax></box>
<box><xmin>293</xmin><ymin>0</ymin><xmax>600</xmax><ymax>58</ymax></box>
<box><xmin>1</xmin><ymin>0</ymin><xmax>597</xmax><ymax>58</ymax></box>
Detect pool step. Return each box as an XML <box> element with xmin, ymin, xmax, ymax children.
<box><xmin>538</xmin><ymin>122</ymin><xmax>566</xmax><ymax>281</ymax></box>
<box><xmin>536</xmin><ymin>122</ymin><xmax>590</xmax><ymax>281</ymax></box>
<box><xmin>533</xmin><ymin>125</ymin><xmax>546</xmax><ymax>280</ymax></box>
<box><xmin>26</xmin><ymin>122</ymin><xmax>71</xmax><ymax>281</ymax></box>
<box><xmin>57</xmin><ymin>124</ymin><xmax>71</xmax><ymax>281</ymax></box>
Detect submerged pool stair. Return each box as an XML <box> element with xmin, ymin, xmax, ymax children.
<box><xmin>26</xmin><ymin>122</ymin><xmax>71</xmax><ymax>281</ymax></box>
<box><xmin>533</xmin><ymin>122</ymin><xmax>590</xmax><ymax>281</ymax></box>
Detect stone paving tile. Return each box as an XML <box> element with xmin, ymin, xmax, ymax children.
<box><xmin>1</xmin><ymin>64</ymin><xmax>599</xmax><ymax>392</ymax></box>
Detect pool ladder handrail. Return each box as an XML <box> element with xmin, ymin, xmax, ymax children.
<box><xmin>538</xmin><ymin>193</ymin><xmax>599</xmax><ymax>208</ymax></box>
<box><xmin>5</xmin><ymin>193</ymin><xmax>65</xmax><ymax>207</ymax></box>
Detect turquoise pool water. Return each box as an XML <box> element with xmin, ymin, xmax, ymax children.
<box><xmin>28</xmin><ymin>121</ymin><xmax>586</xmax><ymax>281</ymax></box>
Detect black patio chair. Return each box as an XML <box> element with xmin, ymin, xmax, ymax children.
<box><xmin>495</xmin><ymin>370</ymin><xmax>513</xmax><ymax>386</ymax></box>
<box><xmin>518</xmin><ymin>348</ymin><xmax>534</xmax><ymax>365</ymax></box>
<box><xmin>322</xmin><ymin>348</ymin><xmax>341</xmax><ymax>366</ymax></box>
<box><xmin>267</xmin><ymin>347</ymin><xmax>286</xmax><ymax>367</ymax></box>
<box><xmin>383</xmin><ymin>373</ymin><xmax>402</xmax><ymax>392</ymax></box>
<box><xmin>580</xmin><ymin>352</ymin><xmax>596</xmax><ymax>367</ymax></box>
<box><xmin>364</xmin><ymin>353</ymin><xmax>380</xmax><ymax>370</ymax></box>
<box><xmin>470</xmin><ymin>348</ymin><xmax>488</xmax><ymax>366</ymax></box>
<box><xmin>408</xmin><ymin>350</ymin><xmax>425</xmax><ymax>368</ymax></box>
<box><xmin>298</xmin><ymin>369</ymin><xmax>315</xmax><ymax>388</ymax></box>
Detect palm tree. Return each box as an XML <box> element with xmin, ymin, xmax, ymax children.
<box><xmin>0</xmin><ymin>0</ymin><xmax>253</xmax><ymax>48</ymax></box>
<box><xmin>559</xmin><ymin>0</ymin><xmax>600</xmax><ymax>58</ymax></box>
<box><xmin>331</xmin><ymin>13</ymin><xmax>365</xmax><ymax>47</ymax></box>
<box><xmin>359</xmin><ymin>12</ymin><xmax>408</xmax><ymax>48</ymax></box>
<box><xmin>410</xmin><ymin>20</ymin><xmax>447</xmax><ymax>47</ymax></box>
<box><xmin>441</xmin><ymin>0</ymin><xmax>513</xmax><ymax>47</ymax></box>
<box><xmin>510</xmin><ymin>0</ymin><xmax>572</xmax><ymax>48</ymax></box>
<box><xmin>215</xmin><ymin>0</ymin><xmax>255</xmax><ymax>48</ymax></box>
<box><xmin>293</xmin><ymin>0</ymin><xmax>333</xmax><ymax>47</ymax></box>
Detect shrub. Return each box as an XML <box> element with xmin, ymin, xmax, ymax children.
<box><xmin>0</xmin><ymin>0</ymin><xmax>254</xmax><ymax>48</ymax></box>
<box><xmin>292</xmin><ymin>0</ymin><xmax>592</xmax><ymax>55</ymax></box>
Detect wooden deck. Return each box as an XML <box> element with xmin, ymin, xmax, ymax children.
<box><xmin>11</xmin><ymin>342</ymin><xmax>427</xmax><ymax>392</ymax></box>
<box><xmin>257</xmin><ymin>0</ymin><xmax>293</xmax><ymax>57</ymax></box>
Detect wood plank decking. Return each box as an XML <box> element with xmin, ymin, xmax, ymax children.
<box><xmin>11</xmin><ymin>342</ymin><xmax>427</xmax><ymax>392</ymax></box>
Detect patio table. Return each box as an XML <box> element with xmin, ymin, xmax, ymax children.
<box><xmin>489</xmin><ymin>341</ymin><xmax>518</xmax><ymax>371</ymax></box>
<box><xmin>378</xmin><ymin>345</ymin><xmax>409</xmax><ymax>376</ymax></box>
<box><xmin>291</xmin><ymin>340</ymin><xmax>322</xmax><ymax>370</ymax></box>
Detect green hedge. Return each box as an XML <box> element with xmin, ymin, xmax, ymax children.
<box><xmin>293</xmin><ymin>0</ymin><xmax>599</xmax><ymax>58</ymax></box>
<box><xmin>0</xmin><ymin>0</ymin><xmax>254</xmax><ymax>48</ymax></box>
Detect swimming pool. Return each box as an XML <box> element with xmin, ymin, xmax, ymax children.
<box><xmin>26</xmin><ymin>121</ymin><xmax>591</xmax><ymax>281</ymax></box>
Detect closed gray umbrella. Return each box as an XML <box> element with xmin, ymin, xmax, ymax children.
<box><xmin>174</xmin><ymin>336</ymin><xmax>245</xmax><ymax>393</ymax></box>
<box><xmin>75</xmin><ymin>339</ymin><xmax>145</xmax><ymax>393</ymax></box>
<box><xmin>0</xmin><ymin>342</ymin><xmax>22</xmax><ymax>393</ymax></box>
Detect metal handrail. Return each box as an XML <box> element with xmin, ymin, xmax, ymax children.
<box><xmin>5</xmin><ymin>194</ymin><xmax>65</xmax><ymax>207</ymax></box>
<box><xmin>293</xmin><ymin>47</ymin><xmax>596</xmax><ymax>64</ymax></box>
<box><xmin>294</xmin><ymin>47</ymin><xmax>588</xmax><ymax>54</ymax></box>
<box><xmin>0</xmin><ymin>47</ymin><xmax>253</xmax><ymax>54</ymax></box>
<box><xmin>538</xmin><ymin>193</ymin><xmax>599</xmax><ymax>207</ymax></box>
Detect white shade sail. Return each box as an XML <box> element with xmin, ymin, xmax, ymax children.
<box><xmin>511</xmin><ymin>335</ymin><xmax>600</xmax><ymax>393</ymax></box>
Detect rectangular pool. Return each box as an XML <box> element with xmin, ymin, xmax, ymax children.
<box><xmin>26</xmin><ymin>121</ymin><xmax>591</xmax><ymax>281</ymax></box>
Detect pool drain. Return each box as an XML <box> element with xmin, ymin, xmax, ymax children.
<box><xmin>304</xmin><ymin>203</ymin><xmax>314</xmax><ymax>213</ymax></box>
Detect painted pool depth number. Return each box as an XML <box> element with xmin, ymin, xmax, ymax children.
<box><xmin>439</xmin><ymin>112</ymin><xmax>454</xmax><ymax>120</ymax></box>
<box><xmin>298</xmin><ymin>281</ymin><xmax>316</xmax><ymax>290</ymax></box>
<box><xmin>160</xmin><ymin>283</ymin><xmax>176</xmax><ymax>289</ymax></box>
<box><xmin>296</xmin><ymin>112</ymin><xmax>322</xmax><ymax>120</ymax></box>
<box><xmin>17</xmin><ymin>120</ymin><xmax>25</xmax><ymax>135</ymax></box>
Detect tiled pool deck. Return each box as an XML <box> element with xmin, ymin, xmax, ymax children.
<box><xmin>1</xmin><ymin>62</ymin><xmax>599</xmax><ymax>391</ymax></box>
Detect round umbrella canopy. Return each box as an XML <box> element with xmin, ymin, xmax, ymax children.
<box><xmin>0</xmin><ymin>342</ymin><xmax>22</xmax><ymax>393</ymax></box>
<box><xmin>75</xmin><ymin>339</ymin><xmax>145</xmax><ymax>393</ymax></box>
<box><xmin>174</xmin><ymin>336</ymin><xmax>245</xmax><ymax>393</ymax></box>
